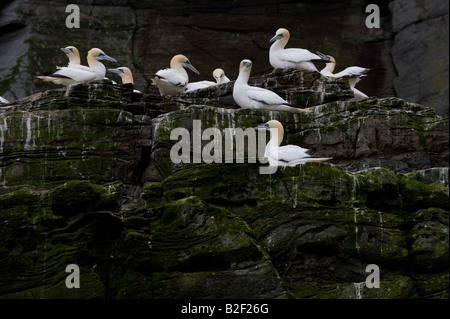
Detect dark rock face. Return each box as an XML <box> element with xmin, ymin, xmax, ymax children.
<box><xmin>390</xmin><ymin>0</ymin><xmax>449</xmax><ymax>117</ymax></box>
<box><xmin>0</xmin><ymin>0</ymin><xmax>448</xmax><ymax>116</ymax></box>
<box><xmin>0</xmin><ymin>67</ymin><xmax>448</xmax><ymax>299</ymax></box>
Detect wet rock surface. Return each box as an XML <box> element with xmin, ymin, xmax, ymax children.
<box><xmin>0</xmin><ymin>69</ymin><xmax>448</xmax><ymax>299</ymax></box>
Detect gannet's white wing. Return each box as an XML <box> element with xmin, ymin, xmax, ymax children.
<box><xmin>155</xmin><ymin>68</ymin><xmax>188</xmax><ymax>86</ymax></box>
<box><xmin>57</xmin><ymin>64</ymin><xmax>93</xmax><ymax>72</ymax></box>
<box><xmin>185</xmin><ymin>80</ymin><xmax>216</xmax><ymax>92</ymax></box>
<box><xmin>277</xmin><ymin>48</ymin><xmax>322</xmax><ymax>64</ymax></box>
<box><xmin>246</xmin><ymin>87</ymin><xmax>289</xmax><ymax>105</ymax></box>
<box><xmin>52</xmin><ymin>66</ymin><xmax>98</xmax><ymax>82</ymax></box>
<box><xmin>277</xmin><ymin>145</ymin><xmax>311</xmax><ymax>162</ymax></box>
<box><xmin>37</xmin><ymin>65</ymin><xmax>97</xmax><ymax>86</ymax></box>
<box><xmin>333</xmin><ymin>66</ymin><xmax>370</xmax><ymax>79</ymax></box>
<box><xmin>0</xmin><ymin>96</ymin><xmax>9</xmax><ymax>104</ymax></box>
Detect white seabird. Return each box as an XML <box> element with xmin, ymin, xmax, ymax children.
<box><xmin>255</xmin><ymin>120</ymin><xmax>332</xmax><ymax>167</ymax></box>
<box><xmin>233</xmin><ymin>59</ymin><xmax>308</xmax><ymax>113</ymax></box>
<box><xmin>60</xmin><ymin>46</ymin><xmax>81</xmax><ymax>67</ymax></box>
<box><xmin>152</xmin><ymin>54</ymin><xmax>200</xmax><ymax>96</ymax></box>
<box><xmin>0</xmin><ymin>96</ymin><xmax>9</xmax><ymax>105</ymax></box>
<box><xmin>108</xmin><ymin>66</ymin><xmax>141</xmax><ymax>93</ymax></box>
<box><xmin>316</xmin><ymin>52</ymin><xmax>370</xmax><ymax>100</ymax></box>
<box><xmin>269</xmin><ymin>28</ymin><xmax>328</xmax><ymax>72</ymax></box>
<box><xmin>37</xmin><ymin>48</ymin><xmax>117</xmax><ymax>87</ymax></box>
<box><xmin>185</xmin><ymin>68</ymin><xmax>230</xmax><ymax>92</ymax></box>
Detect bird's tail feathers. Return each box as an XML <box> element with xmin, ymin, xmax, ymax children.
<box><xmin>291</xmin><ymin>107</ymin><xmax>310</xmax><ymax>114</ymax></box>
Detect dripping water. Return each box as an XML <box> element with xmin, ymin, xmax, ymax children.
<box><xmin>379</xmin><ymin>211</ymin><xmax>384</xmax><ymax>256</ymax></box>
<box><xmin>353</xmin><ymin>282</ymin><xmax>364</xmax><ymax>299</ymax></box>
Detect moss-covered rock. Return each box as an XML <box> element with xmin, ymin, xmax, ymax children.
<box><xmin>0</xmin><ymin>71</ymin><xmax>448</xmax><ymax>299</ymax></box>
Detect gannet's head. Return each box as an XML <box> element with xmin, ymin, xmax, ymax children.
<box><xmin>213</xmin><ymin>68</ymin><xmax>225</xmax><ymax>82</ymax></box>
<box><xmin>61</xmin><ymin>46</ymin><xmax>80</xmax><ymax>57</ymax></box>
<box><xmin>171</xmin><ymin>54</ymin><xmax>200</xmax><ymax>74</ymax></box>
<box><xmin>270</xmin><ymin>28</ymin><xmax>290</xmax><ymax>43</ymax></box>
<box><xmin>316</xmin><ymin>51</ymin><xmax>335</xmax><ymax>64</ymax></box>
<box><xmin>88</xmin><ymin>48</ymin><xmax>117</xmax><ymax>63</ymax></box>
<box><xmin>254</xmin><ymin>120</ymin><xmax>284</xmax><ymax>145</ymax></box>
<box><xmin>61</xmin><ymin>46</ymin><xmax>80</xmax><ymax>64</ymax></box>
<box><xmin>108</xmin><ymin>67</ymin><xmax>134</xmax><ymax>84</ymax></box>
<box><xmin>239</xmin><ymin>59</ymin><xmax>252</xmax><ymax>72</ymax></box>
<box><xmin>255</xmin><ymin>120</ymin><xmax>283</xmax><ymax>131</ymax></box>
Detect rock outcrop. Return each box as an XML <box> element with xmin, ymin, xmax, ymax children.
<box><xmin>390</xmin><ymin>0</ymin><xmax>449</xmax><ymax>117</ymax></box>
<box><xmin>1</xmin><ymin>0</ymin><xmax>447</xmax><ymax>116</ymax></box>
<box><xmin>0</xmin><ymin>68</ymin><xmax>448</xmax><ymax>299</ymax></box>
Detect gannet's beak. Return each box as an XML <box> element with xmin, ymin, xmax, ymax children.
<box><xmin>108</xmin><ymin>68</ymin><xmax>124</xmax><ymax>74</ymax></box>
<box><xmin>315</xmin><ymin>51</ymin><xmax>331</xmax><ymax>62</ymax></box>
<box><xmin>184</xmin><ymin>61</ymin><xmax>200</xmax><ymax>75</ymax></box>
<box><xmin>254</xmin><ymin>123</ymin><xmax>270</xmax><ymax>131</ymax></box>
<box><xmin>270</xmin><ymin>33</ymin><xmax>283</xmax><ymax>43</ymax></box>
<box><xmin>98</xmin><ymin>53</ymin><xmax>117</xmax><ymax>63</ymax></box>
<box><xmin>60</xmin><ymin>47</ymin><xmax>73</xmax><ymax>54</ymax></box>
<box><xmin>242</xmin><ymin>60</ymin><xmax>252</xmax><ymax>68</ymax></box>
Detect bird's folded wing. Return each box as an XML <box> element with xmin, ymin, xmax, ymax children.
<box><xmin>277</xmin><ymin>145</ymin><xmax>311</xmax><ymax>162</ymax></box>
<box><xmin>278</xmin><ymin>48</ymin><xmax>321</xmax><ymax>63</ymax></box>
<box><xmin>52</xmin><ymin>66</ymin><xmax>97</xmax><ymax>82</ymax></box>
<box><xmin>186</xmin><ymin>80</ymin><xmax>216</xmax><ymax>91</ymax></box>
<box><xmin>334</xmin><ymin>66</ymin><xmax>370</xmax><ymax>79</ymax></box>
<box><xmin>246</xmin><ymin>87</ymin><xmax>288</xmax><ymax>105</ymax></box>
<box><xmin>155</xmin><ymin>69</ymin><xmax>187</xmax><ymax>86</ymax></box>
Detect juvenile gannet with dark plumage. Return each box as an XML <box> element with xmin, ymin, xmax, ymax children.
<box><xmin>316</xmin><ymin>51</ymin><xmax>370</xmax><ymax>100</ymax></box>
<box><xmin>108</xmin><ymin>67</ymin><xmax>141</xmax><ymax>93</ymax></box>
<box><xmin>233</xmin><ymin>59</ymin><xmax>308</xmax><ymax>113</ymax></box>
<box><xmin>37</xmin><ymin>48</ymin><xmax>117</xmax><ymax>86</ymax></box>
<box><xmin>269</xmin><ymin>28</ymin><xmax>329</xmax><ymax>72</ymax></box>
<box><xmin>185</xmin><ymin>68</ymin><xmax>230</xmax><ymax>92</ymax></box>
<box><xmin>255</xmin><ymin>120</ymin><xmax>332</xmax><ymax>166</ymax></box>
<box><xmin>152</xmin><ymin>54</ymin><xmax>200</xmax><ymax>96</ymax></box>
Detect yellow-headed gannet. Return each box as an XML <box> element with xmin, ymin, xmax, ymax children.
<box><xmin>0</xmin><ymin>96</ymin><xmax>9</xmax><ymax>105</ymax></box>
<box><xmin>213</xmin><ymin>68</ymin><xmax>230</xmax><ymax>83</ymax></box>
<box><xmin>269</xmin><ymin>28</ymin><xmax>328</xmax><ymax>72</ymax></box>
<box><xmin>255</xmin><ymin>120</ymin><xmax>332</xmax><ymax>166</ymax></box>
<box><xmin>316</xmin><ymin>52</ymin><xmax>370</xmax><ymax>100</ymax></box>
<box><xmin>152</xmin><ymin>54</ymin><xmax>200</xmax><ymax>96</ymax></box>
<box><xmin>108</xmin><ymin>66</ymin><xmax>141</xmax><ymax>93</ymax></box>
<box><xmin>60</xmin><ymin>46</ymin><xmax>81</xmax><ymax>67</ymax></box>
<box><xmin>185</xmin><ymin>68</ymin><xmax>230</xmax><ymax>92</ymax></box>
<box><xmin>37</xmin><ymin>48</ymin><xmax>117</xmax><ymax>86</ymax></box>
<box><xmin>233</xmin><ymin>59</ymin><xmax>308</xmax><ymax>113</ymax></box>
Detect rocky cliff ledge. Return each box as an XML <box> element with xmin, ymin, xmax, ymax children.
<box><xmin>0</xmin><ymin>69</ymin><xmax>448</xmax><ymax>298</ymax></box>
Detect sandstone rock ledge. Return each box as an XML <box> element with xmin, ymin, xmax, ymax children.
<box><xmin>0</xmin><ymin>69</ymin><xmax>448</xmax><ymax>299</ymax></box>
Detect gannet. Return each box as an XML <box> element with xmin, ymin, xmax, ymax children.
<box><xmin>213</xmin><ymin>68</ymin><xmax>230</xmax><ymax>83</ymax></box>
<box><xmin>316</xmin><ymin>51</ymin><xmax>370</xmax><ymax>100</ymax></box>
<box><xmin>37</xmin><ymin>48</ymin><xmax>117</xmax><ymax>86</ymax></box>
<box><xmin>233</xmin><ymin>59</ymin><xmax>308</xmax><ymax>113</ymax></box>
<box><xmin>269</xmin><ymin>28</ymin><xmax>328</xmax><ymax>72</ymax></box>
<box><xmin>0</xmin><ymin>96</ymin><xmax>9</xmax><ymax>105</ymax></box>
<box><xmin>185</xmin><ymin>68</ymin><xmax>230</xmax><ymax>92</ymax></box>
<box><xmin>108</xmin><ymin>67</ymin><xmax>141</xmax><ymax>93</ymax></box>
<box><xmin>60</xmin><ymin>46</ymin><xmax>81</xmax><ymax>67</ymax></box>
<box><xmin>152</xmin><ymin>54</ymin><xmax>200</xmax><ymax>96</ymax></box>
<box><xmin>255</xmin><ymin>120</ymin><xmax>332</xmax><ymax>166</ymax></box>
